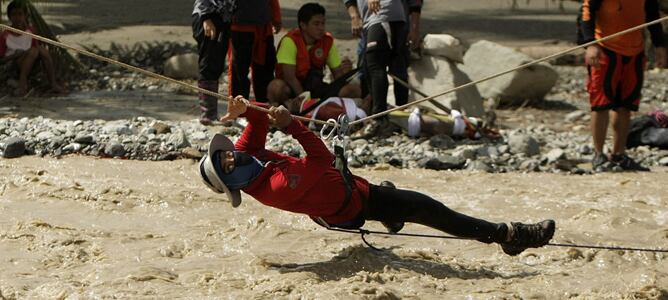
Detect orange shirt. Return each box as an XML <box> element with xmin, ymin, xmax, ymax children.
<box><xmin>582</xmin><ymin>0</ymin><xmax>658</xmax><ymax>56</ymax></box>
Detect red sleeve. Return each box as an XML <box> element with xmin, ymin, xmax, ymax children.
<box><xmin>0</xmin><ymin>33</ymin><xmax>7</xmax><ymax>58</ymax></box>
<box><xmin>236</xmin><ymin>103</ymin><xmax>289</xmax><ymax>161</ymax></box>
<box><xmin>270</xmin><ymin>0</ymin><xmax>282</xmax><ymax>25</ymax></box>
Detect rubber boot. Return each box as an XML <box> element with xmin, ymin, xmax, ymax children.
<box><xmin>198</xmin><ymin>80</ymin><xmax>219</xmax><ymax>125</ymax></box>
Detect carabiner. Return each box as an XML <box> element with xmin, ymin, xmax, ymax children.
<box><xmin>320</xmin><ymin>118</ymin><xmax>338</xmax><ymax>140</ymax></box>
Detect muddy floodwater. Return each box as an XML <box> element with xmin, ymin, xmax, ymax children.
<box><xmin>1</xmin><ymin>156</ymin><xmax>667</xmax><ymax>299</ymax></box>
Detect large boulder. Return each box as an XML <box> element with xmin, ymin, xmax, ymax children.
<box><xmin>404</xmin><ymin>55</ymin><xmax>485</xmax><ymax>118</ymax></box>
<box><xmin>422</xmin><ymin>34</ymin><xmax>466</xmax><ymax>63</ymax></box>
<box><xmin>462</xmin><ymin>40</ymin><xmax>558</xmax><ymax>106</ymax></box>
<box><xmin>163</xmin><ymin>53</ymin><xmax>199</xmax><ymax>80</ymax></box>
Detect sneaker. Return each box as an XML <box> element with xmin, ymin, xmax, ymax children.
<box><xmin>591</xmin><ymin>153</ymin><xmax>613</xmax><ymax>172</ymax></box>
<box><xmin>500</xmin><ymin>219</ymin><xmax>555</xmax><ymax>256</ymax></box>
<box><xmin>610</xmin><ymin>153</ymin><xmax>650</xmax><ymax>172</ymax></box>
<box><xmin>379</xmin><ymin>181</ymin><xmax>404</xmax><ymax>234</ymax></box>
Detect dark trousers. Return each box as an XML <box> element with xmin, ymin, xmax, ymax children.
<box><xmin>192</xmin><ymin>14</ymin><xmax>231</xmax><ymax>81</ymax></box>
<box><xmin>229</xmin><ymin>31</ymin><xmax>276</xmax><ymax>102</ymax></box>
<box><xmin>364</xmin><ymin>21</ymin><xmax>410</xmax><ymax>115</ymax></box>
<box><xmin>364</xmin><ymin>184</ymin><xmax>507</xmax><ymax>243</ymax></box>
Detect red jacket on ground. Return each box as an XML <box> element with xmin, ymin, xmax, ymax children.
<box><xmin>238</xmin><ymin>104</ymin><xmax>368</xmax><ymax>224</ymax></box>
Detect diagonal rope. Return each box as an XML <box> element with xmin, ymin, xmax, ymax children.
<box><xmin>350</xmin><ymin>15</ymin><xmax>668</xmax><ymax>126</ymax></box>
<box><xmin>0</xmin><ymin>24</ymin><xmax>333</xmax><ymax>127</ymax></box>
<box><xmin>326</xmin><ymin>227</ymin><xmax>668</xmax><ymax>253</ymax></box>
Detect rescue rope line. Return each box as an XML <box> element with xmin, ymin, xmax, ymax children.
<box><xmin>0</xmin><ymin>24</ymin><xmax>332</xmax><ymax>127</ymax></box>
<box><xmin>349</xmin><ymin>15</ymin><xmax>668</xmax><ymax>126</ymax></box>
<box><xmin>326</xmin><ymin>227</ymin><xmax>668</xmax><ymax>253</ymax></box>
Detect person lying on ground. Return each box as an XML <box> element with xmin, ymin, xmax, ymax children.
<box><xmin>267</xmin><ymin>3</ymin><xmax>361</xmax><ymax>107</ymax></box>
<box><xmin>197</xmin><ymin>95</ymin><xmax>556</xmax><ymax>256</ymax></box>
<box><xmin>0</xmin><ymin>1</ymin><xmax>65</xmax><ymax>97</ymax></box>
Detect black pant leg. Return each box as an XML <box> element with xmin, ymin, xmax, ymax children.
<box><xmin>389</xmin><ymin>22</ymin><xmax>409</xmax><ymax>106</ymax></box>
<box><xmin>250</xmin><ymin>34</ymin><xmax>276</xmax><ymax>102</ymax></box>
<box><xmin>192</xmin><ymin>15</ymin><xmax>231</xmax><ymax>81</ymax></box>
<box><xmin>364</xmin><ymin>23</ymin><xmax>392</xmax><ymax>115</ymax></box>
<box><xmin>366</xmin><ymin>184</ymin><xmax>507</xmax><ymax>243</ymax></box>
<box><xmin>230</xmin><ymin>31</ymin><xmax>254</xmax><ymax>98</ymax></box>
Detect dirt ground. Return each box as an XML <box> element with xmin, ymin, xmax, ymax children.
<box><xmin>2</xmin><ymin>1</ymin><xmax>668</xmax><ymax>299</ymax></box>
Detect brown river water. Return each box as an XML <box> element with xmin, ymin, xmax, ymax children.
<box><xmin>1</xmin><ymin>156</ymin><xmax>667</xmax><ymax>299</ymax></box>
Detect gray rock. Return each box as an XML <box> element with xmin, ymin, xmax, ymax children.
<box><xmin>74</xmin><ymin>134</ymin><xmax>95</xmax><ymax>144</ymax></box>
<box><xmin>152</xmin><ymin>122</ymin><xmax>171</xmax><ymax>134</ymax></box>
<box><xmin>519</xmin><ymin>159</ymin><xmax>541</xmax><ymax>172</ymax></box>
<box><xmin>407</xmin><ymin>55</ymin><xmax>485</xmax><ymax>117</ymax></box>
<box><xmin>419</xmin><ymin>155</ymin><xmax>466</xmax><ymax>170</ymax></box>
<box><xmin>103</xmin><ymin>121</ymin><xmax>133</xmax><ymax>135</ymax></box>
<box><xmin>508</xmin><ymin>134</ymin><xmax>540</xmax><ymax>156</ymax></box>
<box><xmin>467</xmin><ymin>160</ymin><xmax>493</xmax><ymax>172</ymax></box>
<box><xmin>168</xmin><ymin>130</ymin><xmax>190</xmax><ymax>149</ymax></box>
<box><xmin>429</xmin><ymin>134</ymin><xmax>456</xmax><ymax>149</ymax></box>
<box><xmin>462</xmin><ymin>40</ymin><xmax>558</xmax><ymax>106</ymax></box>
<box><xmin>2</xmin><ymin>137</ymin><xmax>26</xmax><ymax>158</ymax></box>
<box><xmin>659</xmin><ymin>156</ymin><xmax>668</xmax><ymax>166</ymax></box>
<box><xmin>105</xmin><ymin>142</ymin><xmax>126</xmax><ymax>157</ymax></box>
<box><xmin>163</xmin><ymin>53</ymin><xmax>199</xmax><ymax>80</ymax></box>
<box><xmin>565</xmin><ymin>110</ymin><xmax>587</xmax><ymax>122</ymax></box>
<box><xmin>546</xmin><ymin>148</ymin><xmax>566</xmax><ymax>163</ymax></box>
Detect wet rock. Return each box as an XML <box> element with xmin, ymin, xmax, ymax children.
<box><xmin>1</xmin><ymin>137</ymin><xmax>26</xmax><ymax>158</ymax></box>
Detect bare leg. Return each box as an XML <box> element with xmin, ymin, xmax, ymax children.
<box><xmin>611</xmin><ymin>108</ymin><xmax>631</xmax><ymax>155</ymax></box>
<box><xmin>37</xmin><ymin>47</ymin><xmax>63</xmax><ymax>92</ymax></box>
<box><xmin>16</xmin><ymin>48</ymin><xmax>40</xmax><ymax>96</ymax></box>
<box><xmin>591</xmin><ymin>110</ymin><xmax>609</xmax><ymax>154</ymax></box>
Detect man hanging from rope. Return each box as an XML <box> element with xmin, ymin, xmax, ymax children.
<box><xmin>198</xmin><ymin>96</ymin><xmax>555</xmax><ymax>256</ymax></box>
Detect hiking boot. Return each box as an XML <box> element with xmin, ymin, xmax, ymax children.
<box><xmin>610</xmin><ymin>153</ymin><xmax>650</xmax><ymax>172</ymax></box>
<box><xmin>500</xmin><ymin>219</ymin><xmax>555</xmax><ymax>256</ymax></box>
<box><xmin>198</xmin><ymin>80</ymin><xmax>219</xmax><ymax>126</ymax></box>
<box><xmin>379</xmin><ymin>180</ymin><xmax>404</xmax><ymax>234</ymax></box>
<box><xmin>591</xmin><ymin>153</ymin><xmax>613</xmax><ymax>173</ymax></box>
<box><xmin>351</xmin><ymin>118</ymin><xmax>397</xmax><ymax>140</ymax></box>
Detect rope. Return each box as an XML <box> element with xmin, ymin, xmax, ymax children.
<box><xmin>0</xmin><ymin>24</ymin><xmax>333</xmax><ymax>127</ymax></box>
<box><xmin>350</xmin><ymin>15</ymin><xmax>668</xmax><ymax>126</ymax></box>
<box><xmin>326</xmin><ymin>227</ymin><xmax>668</xmax><ymax>253</ymax></box>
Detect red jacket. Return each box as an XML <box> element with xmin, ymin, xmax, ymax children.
<box><xmin>237</xmin><ymin>104</ymin><xmax>368</xmax><ymax>224</ymax></box>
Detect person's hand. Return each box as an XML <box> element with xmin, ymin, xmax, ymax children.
<box><xmin>269</xmin><ymin>105</ymin><xmax>293</xmax><ymax>128</ymax></box>
<box><xmin>203</xmin><ymin>19</ymin><xmax>217</xmax><ymax>40</ymax></box>
<box><xmin>368</xmin><ymin>0</ymin><xmax>381</xmax><ymax>14</ymax></box>
<box><xmin>585</xmin><ymin>44</ymin><xmax>601</xmax><ymax>68</ymax></box>
<box><xmin>351</xmin><ymin>15</ymin><xmax>362</xmax><ymax>37</ymax></box>
<box><xmin>220</xmin><ymin>95</ymin><xmax>249</xmax><ymax>122</ymax></box>
<box><xmin>655</xmin><ymin>46</ymin><xmax>666</xmax><ymax>69</ymax></box>
<box><xmin>272</xmin><ymin>21</ymin><xmax>282</xmax><ymax>34</ymax></box>
<box><xmin>408</xmin><ymin>29</ymin><xmax>420</xmax><ymax>51</ymax></box>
